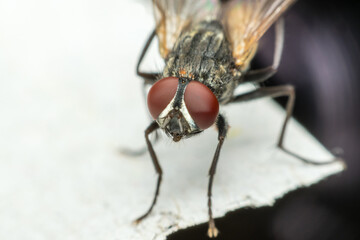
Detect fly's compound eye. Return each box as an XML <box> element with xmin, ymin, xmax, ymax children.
<box><xmin>184</xmin><ymin>81</ymin><xmax>219</xmax><ymax>130</ymax></box>
<box><xmin>147</xmin><ymin>77</ymin><xmax>179</xmax><ymax>119</ymax></box>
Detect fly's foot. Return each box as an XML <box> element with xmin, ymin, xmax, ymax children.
<box><xmin>132</xmin><ymin>219</ymin><xmax>141</xmax><ymax>225</ymax></box>
<box><xmin>207</xmin><ymin>220</ymin><xmax>219</xmax><ymax>238</ymax></box>
<box><xmin>132</xmin><ymin>213</ymin><xmax>148</xmax><ymax>225</ymax></box>
<box><xmin>278</xmin><ymin>144</ymin><xmax>344</xmax><ymax>166</ymax></box>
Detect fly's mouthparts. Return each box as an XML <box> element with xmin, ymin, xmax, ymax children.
<box><xmin>161</xmin><ymin>109</ymin><xmax>191</xmax><ymax>142</ymax></box>
<box><xmin>172</xmin><ymin>133</ymin><xmax>182</xmax><ymax>142</ymax></box>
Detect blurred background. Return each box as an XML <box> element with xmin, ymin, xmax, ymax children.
<box><xmin>170</xmin><ymin>0</ymin><xmax>360</xmax><ymax>239</ymax></box>
<box><xmin>0</xmin><ymin>0</ymin><xmax>358</xmax><ymax>239</ymax></box>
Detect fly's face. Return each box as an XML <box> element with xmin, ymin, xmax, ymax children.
<box><xmin>147</xmin><ymin>77</ymin><xmax>219</xmax><ymax>142</ymax></box>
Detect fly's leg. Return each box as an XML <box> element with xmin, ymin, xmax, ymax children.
<box><xmin>207</xmin><ymin>114</ymin><xmax>228</xmax><ymax>238</ymax></box>
<box><xmin>231</xmin><ymin>85</ymin><xmax>339</xmax><ymax>164</ymax></box>
<box><xmin>138</xmin><ymin>29</ymin><xmax>161</xmax><ymax>118</ymax></box>
<box><xmin>244</xmin><ymin>18</ymin><xmax>284</xmax><ymax>84</ymax></box>
<box><xmin>137</xmin><ymin>29</ymin><xmax>160</xmax><ymax>82</ymax></box>
<box><xmin>240</xmin><ymin>18</ymin><xmax>339</xmax><ymax>164</ymax></box>
<box><xmin>134</xmin><ymin>121</ymin><xmax>162</xmax><ymax>223</ymax></box>
<box><xmin>137</xmin><ymin>29</ymin><xmax>162</xmax><ymax>143</ymax></box>
<box><xmin>128</xmin><ymin>35</ymin><xmax>163</xmax><ymax>224</ymax></box>
<box><xmin>120</xmin><ymin>30</ymin><xmax>161</xmax><ymax>156</ymax></box>
<box><xmin>137</xmin><ymin>29</ymin><xmax>160</xmax><ymax>105</ymax></box>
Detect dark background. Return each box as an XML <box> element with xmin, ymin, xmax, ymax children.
<box><xmin>169</xmin><ymin>1</ymin><xmax>360</xmax><ymax>239</ymax></box>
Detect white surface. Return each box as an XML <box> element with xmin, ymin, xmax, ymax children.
<box><xmin>0</xmin><ymin>1</ymin><xmax>344</xmax><ymax>240</ymax></box>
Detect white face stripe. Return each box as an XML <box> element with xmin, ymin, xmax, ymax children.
<box><xmin>156</xmin><ymin>83</ymin><xmax>200</xmax><ymax>133</ymax></box>
<box><xmin>179</xmin><ymin>96</ymin><xmax>199</xmax><ymax>131</ymax></box>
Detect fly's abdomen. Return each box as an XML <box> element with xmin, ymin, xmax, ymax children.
<box><xmin>162</xmin><ymin>20</ymin><xmax>239</xmax><ymax>103</ymax></box>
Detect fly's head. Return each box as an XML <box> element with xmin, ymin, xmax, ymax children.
<box><xmin>147</xmin><ymin>77</ymin><xmax>219</xmax><ymax>142</ymax></box>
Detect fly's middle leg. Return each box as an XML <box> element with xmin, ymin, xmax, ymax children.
<box><xmin>207</xmin><ymin>114</ymin><xmax>228</xmax><ymax>238</ymax></box>
<box><xmin>137</xmin><ymin>29</ymin><xmax>161</xmax><ymax>82</ymax></box>
<box><xmin>120</xmin><ymin>30</ymin><xmax>161</xmax><ymax>156</ymax></box>
<box><xmin>244</xmin><ymin>18</ymin><xmax>284</xmax><ymax>84</ymax></box>
<box><xmin>138</xmin><ymin>29</ymin><xmax>161</xmax><ymax>114</ymax></box>
<box><xmin>231</xmin><ymin>85</ymin><xmax>340</xmax><ymax>164</ymax></box>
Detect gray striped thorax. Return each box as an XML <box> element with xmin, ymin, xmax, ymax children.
<box><xmin>162</xmin><ymin>20</ymin><xmax>242</xmax><ymax>104</ymax></box>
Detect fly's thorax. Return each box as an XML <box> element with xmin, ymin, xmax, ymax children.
<box><xmin>147</xmin><ymin>77</ymin><xmax>219</xmax><ymax>142</ymax></box>
<box><xmin>162</xmin><ymin>20</ymin><xmax>242</xmax><ymax>104</ymax></box>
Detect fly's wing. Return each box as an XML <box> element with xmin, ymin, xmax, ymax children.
<box><xmin>221</xmin><ymin>0</ymin><xmax>295</xmax><ymax>69</ymax></box>
<box><xmin>153</xmin><ymin>0</ymin><xmax>219</xmax><ymax>59</ymax></box>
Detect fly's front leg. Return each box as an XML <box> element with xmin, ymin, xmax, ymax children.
<box><xmin>134</xmin><ymin>121</ymin><xmax>162</xmax><ymax>223</ymax></box>
<box><xmin>244</xmin><ymin>18</ymin><xmax>285</xmax><ymax>84</ymax></box>
<box><xmin>231</xmin><ymin>85</ymin><xmax>339</xmax><ymax>164</ymax></box>
<box><xmin>207</xmin><ymin>114</ymin><xmax>228</xmax><ymax>238</ymax></box>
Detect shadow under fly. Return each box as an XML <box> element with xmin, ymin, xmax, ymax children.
<box><xmin>122</xmin><ymin>0</ymin><xmax>340</xmax><ymax>238</ymax></box>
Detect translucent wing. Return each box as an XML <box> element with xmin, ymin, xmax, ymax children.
<box><xmin>153</xmin><ymin>0</ymin><xmax>219</xmax><ymax>58</ymax></box>
<box><xmin>221</xmin><ymin>0</ymin><xmax>296</xmax><ymax>69</ymax></box>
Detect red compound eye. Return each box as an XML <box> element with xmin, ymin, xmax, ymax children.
<box><xmin>147</xmin><ymin>77</ymin><xmax>179</xmax><ymax>119</ymax></box>
<box><xmin>184</xmin><ymin>81</ymin><xmax>219</xmax><ymax>129</ymax></box>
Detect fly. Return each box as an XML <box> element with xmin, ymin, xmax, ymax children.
<box><xmin>129</xmin><ymin>0</ymin><xmax>338</xmax><ymax>237</ymax></box>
